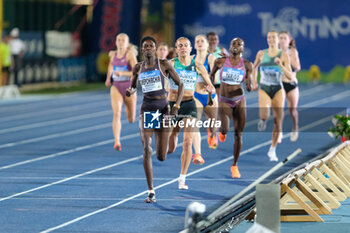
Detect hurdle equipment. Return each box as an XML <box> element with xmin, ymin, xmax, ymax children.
<box><xmin>279</xmin><ymin>141</ymin><xmax>350</xmax><ymax>222</ymax></box>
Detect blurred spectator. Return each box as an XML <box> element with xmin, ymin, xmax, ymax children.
<box><xmin>9</xmin><ymin>28</ymin><xmax>25</xmax><ymax>87</ymax></box>
<box><xmin>0</xmin><ymin>34</ymin><xmax>12</xmax><ymax>86</ymax></box>
<box><xmin>156</xmin><ymin>42</ymin><xmax>169</xmax><ymax>60</ymax></box>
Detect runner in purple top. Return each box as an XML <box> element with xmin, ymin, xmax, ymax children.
<box><xmin>105</xmin><ymin>33</ymin><xmax>138</xmax><ymax>151</ymax></box>
<box><xmin>126</xmin><ymin>36</ymin><xmax>184</xmax><ymax>203</ymax></box>
<box><xmin>210</xmin><ymin>38</ymin><xmax>253</xmax><ymax>179</ymax></box>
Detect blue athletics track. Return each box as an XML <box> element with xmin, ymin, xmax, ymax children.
<box><xmin>0</xmin><ymin>83</ymin><xmax>349</xmax><ymax>233</ymax></box>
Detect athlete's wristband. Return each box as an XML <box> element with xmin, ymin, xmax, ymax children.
<box><xmin>173</xmin><ymin>103</ymin><xmax>180</xmax><ymax>109</ymax></box>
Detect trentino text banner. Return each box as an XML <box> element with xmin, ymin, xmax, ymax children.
<box><xmin>175</xmin><ymin>0</ymin><xmax>350</xmax><ymax>81</ymax></box>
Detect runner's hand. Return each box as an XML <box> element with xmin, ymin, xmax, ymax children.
<box><xmin>274</xmin><ymin>57</ymin><xmax>282</xmax><ymax>66</ymax></box>
<box><xmin>125</xmin><ymin>88</ymin><xmax>135</xmax><ymax>97</ymax></box>
<box><xmin>207</xmin><ymin>93</ymin><xmax>213</xmax><ymax>106</ymax></box>
<box><xmin>170</xmin><ymin>107</ymin><xmax>178</xmax><ymax>116</ymax></box>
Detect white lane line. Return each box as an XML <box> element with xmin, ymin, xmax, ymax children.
<box><xmin>39</xmin><ymin>112</ymin><xmax>336</xmax><ymax>233</ymax></box>
<box><xmin>0</xmin><ymin>110</ymin><xmax>111</xmax><ymax>135</ymax></box>
<box><xmin>0</xmin><ymin>83</ymin><xmax>332</xmax><ymax>149</ymax></box>
<box><xmin>0</xmin><ymin>93</ymin><xmax>144</xmax><ymax>123</ymax></box>
<box><xmin>0</xmin><ymin>92</ymin><xmax>109</xmax><ymax>114</ymax></box>
<box><xmin>0</xmin><ymin>123</ymin><xmax>113</xmax><ymax>149</ymax></box>
<box><xmin>0</xmin><ymin>85</ymin><xmax>345</xmax><ymax>170</ymax></box>
<box><xmin>0</xmin><ymin>102</ymin><xmax>338</xmax><ymax>202</ymax></box>
<box><xmin>0</xmin><ymin>123</ymin><xmax>110</xmax><ymax>149</ymax></box>
<box><xmin>0</xmin><ymin>100</ymin><xmax>110</xmax><ymax>124</ymax></box>
<box><xmin>0</xmin><ymin>140</ymin><xmax>186</xmax><ymax>203</ymax></box>
<box><xmin>0</xmin><ymin>133</ymin><xmax>139</xmax><ymax>171</ymax></box>
<box><xmin>0</xmin><ymin>98</ymin><xmax>144</xmax><ymax>135</ymax></box>
<box><xmin>0</xmin><ymin>155</ymin><xmax>143</xmax><ymax>202</ymax></box>
<box><xmin>0</xmin><ymin>177</ymin><xmax>260</xmax><ymax>181</ymax></box>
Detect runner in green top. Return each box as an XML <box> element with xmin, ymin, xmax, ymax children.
<box><xmin>252</xmin><ymin>30</ymin><xmax>292</xmax><ymax>162</ymax></box>
<box><xmin>168</xmin><ymin>37</ymin><xmax>215</xmax><ymax>190</ymax></box>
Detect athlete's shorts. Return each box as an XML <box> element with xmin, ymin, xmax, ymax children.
<box><xmin>194</xmin><ymin>92</ymin><xmax>217</xmax><ymax>108</ymax></box>
<box><xmin>169</xmin><ymin>98</ymin><xmax>197</xmax><ymax>121</ymax></box>
<box><xmin>140</xmin><ymin>96</ymin><xmax>169</xmax><ymax>116</ymax></box>
<box><xmin>219</xmin><ymin>95</ymin><xmax>245</xmax><ymax>108</ymax></box>
<box><xmin>260</xmin><ymin>83</ymin><xmax>282</xmax><ymax>99</ymax></box>
<box><xmin>283</xmin><ymin>81</ymin><xmax>298</xmax><ymax>94</ymax></box>
<box><xmin>113</xmin><ymin>80</ymin><xmax>131</xmax><ymax>98</ymax></box>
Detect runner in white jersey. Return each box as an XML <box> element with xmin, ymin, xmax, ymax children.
<box><xmin>279</xmin><ymin>31</ymin><xmax>301</xmax><ymax>142</ymax></box>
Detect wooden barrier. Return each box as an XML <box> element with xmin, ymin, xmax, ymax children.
<box><xmin>279</xmin><ymin>142</ymin><xmax>350</xmax><ymax>222</ymax></box>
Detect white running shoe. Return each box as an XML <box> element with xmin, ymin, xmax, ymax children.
<box><xmin>278</xmin><ymin>132</ymin><xmax>283</xmax><ymax>143</ymax></box>
<box><xmin>178</xmin><ymin>180</ymin><xmax>188</xmax><ymax>190</ymax></box>
<box><xmin>258</xmin><ymin>119</ymin><xmax>267</xmax><ymax>132</ymax></box>
<box><xmin>290</xmin><ymin>130</ymin><xmax>299</xmax><ymax>142</ymax></box>
<box><xmin>268</xmin><ymin>148</ymin><xmax>278</xmax><ymax>162</ymax></box>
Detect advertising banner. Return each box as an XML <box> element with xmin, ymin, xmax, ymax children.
<box><xmin>175</xmin><ymin>0</ymin><xmax>350</xmax><ymax>82</ymax></box>
<box><xmin>90</xmin><ymin>0</ymin><xmax>142</xmax><ymax>76</ymax></box>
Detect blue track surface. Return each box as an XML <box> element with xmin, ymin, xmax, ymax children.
<box><xmin>0</xmin><ymin>83</ymin><xmax>349</xmax><ymax>233</ymax></box>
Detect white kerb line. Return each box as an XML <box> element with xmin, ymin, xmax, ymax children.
<box><xmin>0</xmin><ymin>132</ymin><xmax>139</xmax><ymax>170</ymax></box>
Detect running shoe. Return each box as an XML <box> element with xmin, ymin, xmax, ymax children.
<box><xmin>230</xmin><ymin>165</ymin><xmax>241</xmax><ymax>178</ymax></box>
<box><xmin>219</xmin><ymin>132</ymin><xmax>226</xmax><ymax>142</ymax></box>
<box><xmin>290</xmin><ymin>130</ymin><xmax>299</xmax><ymax>142</ymax></box>
<box><xmin>145</xmin><ymin>192</ymin><xmax>156</xmax><ymax>203</ymax></box>
<box><xmin>267</xmin><ymin>148</ymin><xmax>278</xmax><ymax>162</ymax></box>
<box><xmin>178</xmin><ymin>180</ymin><xmax>188</xmax><ymax>190</ymax></box>
<box><xmin>114</xmin><ymin>141</ymin><xmax>122</xmax><ymax>151</ymax></box>
<box><xmin>278</xmin><ymin>132</ymin><xmax>283</xmax><ymax>143</ymax></box>
<box><xmin>208</xmin><ymin>135</ymin><xmax>218</xmax><ymax>149</ymax></box>
<box><xmin>192</xmin><ymin>154</ymin><xmax>205</xmax><ymax>165</ymax></box>
<box><xmin>257</xmin><ymin>119</ymin><xmax>267</xmax><ymax>132</ymax></box>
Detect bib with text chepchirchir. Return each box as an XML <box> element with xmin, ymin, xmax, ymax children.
<box><xmin>139</xmin><ymin>70</ymin><xmax>163</xmax><ymax>93</ymax></box>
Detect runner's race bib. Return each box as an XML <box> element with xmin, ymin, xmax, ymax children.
<box><xmin>139</xmin><ymin>70</ymin><xmax>163</xmax><ymax>93</ymax></box>
<box><xmin>222</xmin><ymin>67</ymin><xmax>244</xmax><ymax>85</ymax></box>
<box><xmin>112</xmin><ymin>65</ymin><xmax>130</xmax><ymax>82</ymax></box>
<box><xmin>260</xmin><ymin>67</ymin><xmax>281</xmax><ymax>85</ymax></box>
<box><xmin>169</xmin><ymin>69</ymin><xmax>197</xmax><ymax>90</ymax></box>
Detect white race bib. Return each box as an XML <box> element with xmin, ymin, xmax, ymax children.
<box><xmin>139</xmin><ymin>70</ymin><xmax>163</xmax><ymax>93</ymax></box>
<box><xmin>222</xmin><ymin>67</ymin><xmax>244</xmax><ymax>85</ymax></box>
<box><xmin>112</xmin><ymin>65</ymin><xmax>130</xmax><ymax>82</ymax></box>
<box><xmin>260</xmin><ymin>66</ymin><xmax>281</xmax><ymax>85</ymax></box>
<box><xmin>169</xmin><ymin>69</ymin><xmax>197</xmax><ymax>90</ymax></box>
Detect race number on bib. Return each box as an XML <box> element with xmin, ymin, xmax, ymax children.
<box><xmin>222</xmin><ymin>67</ymin><xmax>244</xmax><ymax>85</ymax></box>
<box><xmin>169</xmin><ymin>69</ymin><xmax>197</xmax><ymax>90</ymax></box>
<box><xmin>112</xmin><ymin>65</ymin><xmax>130</xmax><ymax>82</ymax></box>
<box><xmin>139</xmin><ymin>70</ymin><xmax>163</xmax><ymax>93</ymax></box>
<box><xmin>260</xmin><ymin>67</ymin><xmax>281</xmax><ymax>84</ymax></box>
